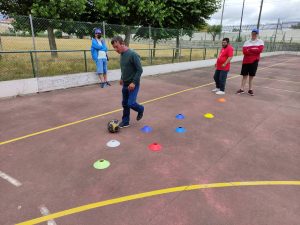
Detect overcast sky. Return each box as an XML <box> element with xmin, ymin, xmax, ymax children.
<box><xmin>1</xmin><ymin>1</ymin><xmax>300</xmax><ymax>26</ymax></box>
<box><xmin>209</xmin><ymin>0</ymin><xmax>300</xmax><ymax>25</ymax></box>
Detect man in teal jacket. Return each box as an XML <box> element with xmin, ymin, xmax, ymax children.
<box><xmin>91</xmin><ymin>28</ymin><xmax>110</xmax><ymax>88</ymax></box>
<box><xmin>111</xmin><ymin>36</ymin><xmax>144</xmax><ymax>128</ymax></box>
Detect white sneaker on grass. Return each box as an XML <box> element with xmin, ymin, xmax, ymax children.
<box><xmin>216</xmin><ymin>91</ymin><xmax>225</xmax><ymax>95</ymax></box>
<box><xmin>211</xmin><ymin>88</ymin><xmax>220</xmax><ymax>92</ymax></box>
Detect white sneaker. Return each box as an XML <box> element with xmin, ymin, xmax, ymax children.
<box><xmin>212</xmin><ymin>88</ymin><xmax>220</xmax><ymax>92</ymax></box>
<box><xmin>216</xmin><ymin>91</ymin><xmax>225</xmax><ymax>95</ymax></box>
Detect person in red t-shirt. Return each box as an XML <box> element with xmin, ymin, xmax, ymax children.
<box><xmin>236</xmin><ymin>29</ymin><xmax>264</xmax><ymax>96</ymax></box>
<box><xmin>212</xmin><ymin>38</ymin><xmax>234</xmax><ymax>95</ymax></box>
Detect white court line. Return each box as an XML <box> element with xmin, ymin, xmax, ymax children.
<box><xmin>253</xmin><ymin>85</ymin><xmax>300</xmax><ymax>93</ymax></box>
<box><xmin>260</xmin><ymin>72</ymin><xmax>299</xmax><ymax>77</ymax></box>
<box><xmin>0</xmin><ymin>170</ymin><xmax>22</xmax><ymax>187</ymax></box>
<box><xmin>39</xmin><ymin>206</ymin><xmax>57</xmax><ymax>225</ymax></box>
<box><xmin>256</xmin><ymin>77</ymin><xmax>300</xmax><ymax>83</ymax></box>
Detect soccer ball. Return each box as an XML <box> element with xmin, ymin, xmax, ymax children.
<box><xmin>107</xmin><ymin>119</ymin><xmax>120</xmax><ymax>133</ymax></box>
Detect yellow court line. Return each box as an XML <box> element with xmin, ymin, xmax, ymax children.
<box><xmin>16</xmin><ymin>180</ymin><xmax>300</xmax><ymax>225</ymax></box>
<box><xmin>0</xmin><ymin>58</ymin><xmax>296</xmax><ymax>146</ymax></box>
<box><xmin>0</xmin><ymin>109</ymin><xmax>122</xmax><ymax>146</ymax></box>
<box><xmin>0</xmin><ymin>78</ymin><xmax>233</xmax><ymax>146</ymax></box>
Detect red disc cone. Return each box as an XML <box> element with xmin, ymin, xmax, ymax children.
<box><xmin>148</xmin><ymin>143</ymin><xmax>162</xmax><ymax>151</ymax></box>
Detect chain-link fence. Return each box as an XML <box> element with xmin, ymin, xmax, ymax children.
<box><xmin>1</xmin><ymin>15</ymin><xmax>300</xmax><ymax>81</ymax></box>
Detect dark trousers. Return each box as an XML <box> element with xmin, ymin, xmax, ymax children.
<box><xmin>122</xmin><ymin>84</ymin><xmax>144</xmax><ymax>123</ymax></box>
<box><xmin>214</xmin><ymin>70</ymin><xmax>229</xmax><ymax>91</ymax></box>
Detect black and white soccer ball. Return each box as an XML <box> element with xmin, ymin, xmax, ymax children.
<box><xmin>107</xmin><ymin>119</ymin><xmax>120</xmax><ymax>133</ymax></box>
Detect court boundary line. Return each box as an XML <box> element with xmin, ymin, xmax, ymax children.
<box><xmin>253</xmin><ymin>85</ymin><xmax>300</xmax><ymax>94</ymax></box>
<box><xmin>16</xmin><ymin>180</ymin><xmax>300</xmax><ymax>225</ymax></box>
<box><xmin>0</xmin><ymin>170</ymin><xmax>22</xmax><ymax>187</ymax></box>
<box><xmin>0</xmin><ymin>58</ymin><xmax>297</xmax><ymax>146</ymax></box>
<box><xmin>255</xmin><ymin>77</ymin><xmax>300</xmax><ymax>84</ymax></box>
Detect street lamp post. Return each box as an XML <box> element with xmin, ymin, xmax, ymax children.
<box><xmin>238</xmin><ymin>0</ymin><xmax>246</xmax><ymax>42</ymax></box>
<box><xmin>257</xmin><ymin>0</ymin><xmax>264</xmax><ymax>29</ymax></box>
<box><xmin>219</xmin><ymin>0</ymin><xmax>226</xmax><ymax>40</ymax></box>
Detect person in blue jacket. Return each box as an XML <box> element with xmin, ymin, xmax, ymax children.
<box><xmin>91</xmin><ymin>28</ymin><xmax>110</xmax><ymax>88</ymax></box>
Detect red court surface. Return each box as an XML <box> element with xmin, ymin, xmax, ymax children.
<box><xmin>0</xmin><ymin>54</ymin><xmax>300</xmax><ymax>225</ymax></box>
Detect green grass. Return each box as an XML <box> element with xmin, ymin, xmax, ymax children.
<box><xmin>0</xmin><ymin>36</ymin><xmax>244</xmax><ymax>81</ymax></box>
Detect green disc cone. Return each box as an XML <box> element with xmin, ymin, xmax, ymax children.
<box><xmin>93</xmin><ymin>159</ymin><xmax>110</xmax><ymax>170</ymax></box>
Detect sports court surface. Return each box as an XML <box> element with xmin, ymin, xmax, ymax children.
<box><xmin>0</xmin><ymin>54</ymin><xmax>300</xmax><ymax>225</ymax></box>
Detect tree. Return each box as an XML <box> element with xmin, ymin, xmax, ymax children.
<box><xmin>94</xmin><ymin>0</ymin><xmax>168</xmax><ymax>46</ymax></box>
<box><xmin>0</xmin><ymin>1</ymin><xmax>32</xmax><ymax>60</ymax></box>
<box><xmin>161</xmin><ymin>0</ymin><xmax>220</xmax><ymax>57</ymax></box>
<box><xmin>79</xmin><ymin>0</ymin><xmax>104</xmax><ymax>23</ymax></box>
<box><xmin>60</xmin><ymin>20</ymin><xmax>96</xmax><ymax>39</ymax></box>
<box><xmin>94</xmin><ymin>0</ymin><xmax>219</xmax><ymax>56</ymax></box>
<box><xmin>291</xmin><ymin>23</ymin><xmax>300</xmax><ymax>29</ymax></box>
<box><xmin>207</xmin><ymin>25</ymin><xmax>222</xmax><ymax>41</ymax></box>
<box><xmin>0</xmin><ymin>0</ymin><xmax>33</xmax><ymax>15</ymax></box>
<box><xmin>134</xmin><ymin>27</ymin><xmax>174</xmax><ymax>57</ymax></box>
<box><xmin>1</xmin><ymin>0</ymin><xmax>87</xmax><ymax>58</ymax></box>
<box><xmin>31</xmin><ymin>0</ymin><xmax>86</xmax><ymax>58</ymax></box>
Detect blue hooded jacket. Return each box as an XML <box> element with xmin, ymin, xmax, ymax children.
<box><xmin>91</xmin><ymin>38</ymin><xmax>108</xmax><ymax>62</ymax></box>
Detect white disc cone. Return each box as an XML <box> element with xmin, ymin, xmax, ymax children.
<box><xmin>106</xmin><ymin>140</ymin><xmax>120</xmax><ymax>148</ymax></box>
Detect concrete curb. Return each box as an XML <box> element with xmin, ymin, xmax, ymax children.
<box><xmin>0</xmin><ymin>51</ymin><xmax>297</xmax><ymax>98</ymax></box>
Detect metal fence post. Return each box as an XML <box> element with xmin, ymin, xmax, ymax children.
<box><xmin>29</xmin><ymin>14</ymin><xmax>39</xmax><ymax>76</ymax></box>
<box><xmin>102</xmin><ymin>21</ymin><xmax>106</xmax><ymax>39</ymax></box>
<box><xmin>149</xmin><ymin>25</ymin><xmax>151</xmax><ymax>64</ymax></box>
<box><xmin>172</xmin><ymin>48</ymin><xmax>175</xmax><ymax>63</ymax></box>
<box><xmin>29</xmin><ymin>51</ymin><xmax>36</xmax><ymax>77</ymax></box>
<box><xmin>83</xmin><ymin>50</ymin><xmax>88</xmax><ymax>72</ymax></box>
<box><xmin>179</xmin><ymin>28</ymin><xmax>183</xmax><ymax>62</ymax></box>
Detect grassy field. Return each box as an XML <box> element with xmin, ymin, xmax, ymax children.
<box><xmin>0</xmin><ymin>36</ymin><xmax>243</xmax><ymax>81</ymax></box>
<box><xmin>1</xmin><ymin>36</ymin><xmax>173</xmax><ymax>51</ymax></box>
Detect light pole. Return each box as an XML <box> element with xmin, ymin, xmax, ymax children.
<box><xmin>220</xmin><ymin>0</ymin><xmax>226</xmax><ymax>28</ymax></box>
<box><xmin>257</xmin><ymin>0</ymin><xmax>264</xmax><ymax>29</ymax></box>
<box><xmin>238</xmin><ymin>0</ymin><xmax>246</xmax><ymax>42</ymax></box>
<box><xmin>219</xmin><ymin>0</ymin><xmax>226</xmax><ymax>40</ymax></box>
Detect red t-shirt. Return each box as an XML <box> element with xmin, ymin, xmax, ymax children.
<box><xmin>216</xmin><ymin>45</ymin><xmax>234</xmax><ymax>71</ymax></box>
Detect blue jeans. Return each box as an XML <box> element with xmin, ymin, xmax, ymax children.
<box><xmin>214</xmin><ymin>70</ymin><xmax>228</xmax><ymax>91</ymax></box>
<box><xmin>122</xmin><ymin>84</ymin><xmax>144</xmax><ymax>124</ymax></box>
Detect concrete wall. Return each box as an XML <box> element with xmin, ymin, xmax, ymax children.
<box><xmin>0</xmin><ymin>78</ymin><xmax>38</xmax><ymax>98</ymax></box>
<box><xmin>0</xmin><ymin>51</ymin><xmax>297</xmax><ymax>98</ymax></box>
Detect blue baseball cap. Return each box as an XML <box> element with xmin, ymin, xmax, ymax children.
<box><xmin>94</xmin><ymin>28</ymin><xmax>102</xmax><ymax>34</ymax></box>
<box><xmin>252</xmin><ymin>28</ymin><xmax>259</xmax><ymax>34</ymax></box>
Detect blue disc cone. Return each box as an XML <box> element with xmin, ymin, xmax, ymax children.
<box><xmin>175</xmin><ymin>127</ymin><xmax>186</xmax><ymax>133</ymax></box>
<box><xmin>141</xmin><ymin>125</ymin><xmax>153</xmax><ymax>133</ymax></box>
<box><xmin>176</xmin><ymin>114</ymin><xmax>185</xmax><ymax>120</ymax></box>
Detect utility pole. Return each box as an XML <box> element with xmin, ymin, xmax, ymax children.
<box><xmin>273</xmin><ymin>18</ymin><xmax>280</xmax><ymax>50</ymax></box>
<box><xmin>29</xmin><ymin>14</ymin><xmax>39</xmax><ymax>76</ymax></box>
<box><xmin>238</xmin><ymin>0</ymin><xmax>246</xmax><ymax>42</ymax></box>
<box><xmin>219</xmin><ymin>0</ymin><xmax>226</xmax><ymax>40</ymax></box>
<box><xmin>257</xmin><ymin>0</ymin><xmax>264</xmax><ymax>29</ymax></box>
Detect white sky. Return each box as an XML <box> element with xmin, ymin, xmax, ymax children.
<box><xmin>209</xmin><ymin>0</ymin><xmax>300</xmax><ymax>25</ymax></box>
